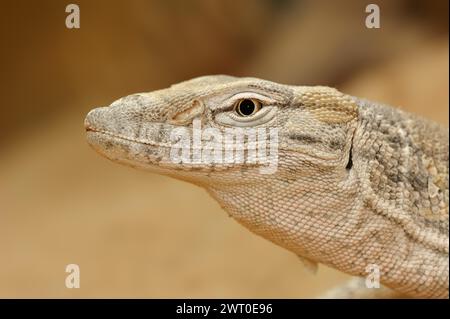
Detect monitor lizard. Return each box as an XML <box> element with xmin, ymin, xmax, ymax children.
<box><xmin>85</xmin><ymin>75</ymin><xmax>449</xmax><ymax>298</ymax></box>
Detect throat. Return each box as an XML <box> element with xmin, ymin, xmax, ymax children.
<box><xmin>206</xmin><ymin>176</ymin><xmax>360</xmax><ymax>264</ymax></box>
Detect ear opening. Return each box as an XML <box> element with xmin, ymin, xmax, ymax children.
<box><xmin>345</xmin><ymin>145</ymin><xmax>353</xmax><ymax>170</ymax></box>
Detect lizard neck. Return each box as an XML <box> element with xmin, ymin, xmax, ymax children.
<box><xmin>206</xmin><ymin>170</ymin><xmax>360</xmax><ymax>262</ymax></box>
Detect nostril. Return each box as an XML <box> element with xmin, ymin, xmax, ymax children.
<box><xmin>168</xmin><ymin>100</ymin><xmax>204</xmax><ymax>125</ymax></box>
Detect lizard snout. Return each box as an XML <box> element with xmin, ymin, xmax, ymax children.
<box><xmin>84</xmin><ymin>106</ymin><xmax>108</xmax><ymax>132</ymax></box>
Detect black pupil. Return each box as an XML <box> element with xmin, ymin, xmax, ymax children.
<box><xmin>238</xmin><ymin>99</ymin><xmax>255</xmax><ymax>116</ymax></box>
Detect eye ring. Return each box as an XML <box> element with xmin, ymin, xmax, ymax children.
<box><xmin>235</xmin><ymin>99</ymin><xmax>262</xmax><ymax>117</ymax></box>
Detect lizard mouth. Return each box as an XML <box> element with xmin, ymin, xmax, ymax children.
<box><xmin>84</xmin><ymin>108</ymin><xmax>173</xmax><ymax>148</ymax></box>
<box><xmin>85</xmin><ymin>126</ymin><xmax>167</xmax><ymax>147</ymax></box>
<box><xmin>85</xmin><ymin>128</ymin><xmax>172</xmax><ymax>171</ymax></box>
<box><xmin>85</xmin><ymin>129</ymin><xmax>242</xmax><ymax>186</ymax></box>
<box><xmin>84</xmin><ymin>107</ymin><xmax>168</xmax><ymax>170</ymax></box>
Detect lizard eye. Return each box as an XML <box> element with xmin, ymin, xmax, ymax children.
<box><xmin>235</xmin><ymin>99</ymin><xmax>262</xmax><ymax>117</ymax></box>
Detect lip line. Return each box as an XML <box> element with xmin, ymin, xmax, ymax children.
<box><xmin>86</xmin><ymin>127</ymin><xmax>341</xmax><ymax>162</ymax></box>
<box><xmin>86</xmin><ymin>127</ymin><xmax>173</xmax><ymax>148</ymax></box>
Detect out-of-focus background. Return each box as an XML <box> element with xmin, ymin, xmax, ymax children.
<box><xmin>0</xmin><ymin>0</ymin><xmax>448</xmax><ymax>298</ymax></box>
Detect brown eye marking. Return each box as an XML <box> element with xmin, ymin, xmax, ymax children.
<box><xmin>235</xmin><ymin>99</ymin><xmax>262</xmax><ymax>116</ymax></box>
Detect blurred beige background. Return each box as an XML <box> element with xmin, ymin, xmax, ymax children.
<box><xmin>0</xmin><ymin>0</ymin><xmax>448</xmax><ymax>298</ymax></box>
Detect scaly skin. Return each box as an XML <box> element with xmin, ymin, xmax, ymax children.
<box><xmin>85</xmin><ymin>75</ymin><xmax>448</xmax><ymax>298</ymax></box>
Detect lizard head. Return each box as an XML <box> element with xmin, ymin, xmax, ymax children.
<box><xmin>85</xmin><ymin>75</ymin><xmax>357</xmax><ymax>181</ymax></box>
<box><xmin>85</xmin><ymin>75</ymin><xmax>359</xmax><ymax>258</ymax></box>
